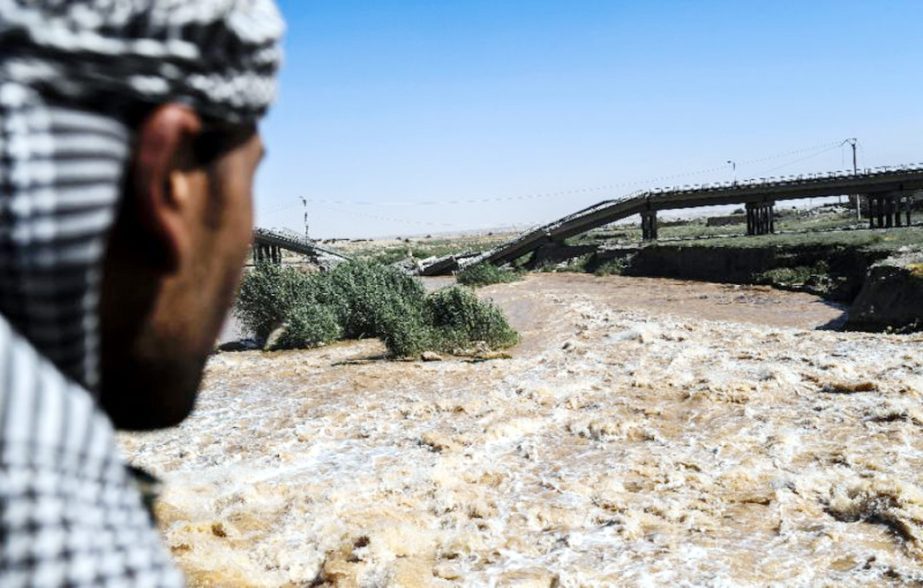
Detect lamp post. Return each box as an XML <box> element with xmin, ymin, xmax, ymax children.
<box><xmin>841</xmin><ymin>138</ymin><xmax>859</xmax><ymax>220</ymax></box>
<box><xmin>727</xmin><ymin>160</ymin><xmax>737</xmax><ymax>184</ymax></box>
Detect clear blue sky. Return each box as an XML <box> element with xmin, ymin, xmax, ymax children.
<box><xmin>256</xmin><ymin>0</ymin><xmax>923</xmax><ymax>238</ymax></box>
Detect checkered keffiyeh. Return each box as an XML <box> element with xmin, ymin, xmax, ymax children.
<box><xmin>0</xmin><ymin>1</ymin><xmax>283</xmax><ymax>585</ymax></box>
<box><xmin>0</xmin><ymin>319</ymin><xmax>184</xmax><ymax>586</ymax></box>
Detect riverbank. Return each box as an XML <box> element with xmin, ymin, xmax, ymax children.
<box><xmin>339</xmin><ymin>209</ymin><xmax>922</xmax><ymax>333</ymax></box>
<box><xmin>122</xmin><ymin>274</ymin><xmax>923</xmax><ymax>586</ymax></box>
<box><xmin>532</xmin><ymin>226</ymin><xmax>923</xmax><ymax>333</ymax></box>
<box><xmin>846</xmin><ymin>253</ymin><xmax>923</xmax><ymax>332</ymax></box>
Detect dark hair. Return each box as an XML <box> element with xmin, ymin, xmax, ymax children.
<box><xmin>119</xmin><ymin>101</ymin><xmax>256</xmax><ymax>166</ymax></box>
<box><xmin>193</xmin><ymin>121</ymin><xmax>257</xmax><ymax>165</ymax></box>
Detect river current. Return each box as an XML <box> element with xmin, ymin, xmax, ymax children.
<box><xmin>121</xmin><ymin>274</ymin><xmax>923</xmax><ymax>586</ymax></box>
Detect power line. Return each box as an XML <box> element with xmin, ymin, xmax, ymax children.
<box><xmin>310</xmin><ymin>203</ymin><xmax>461</xmax><ymax>228</ymax></box>
<box><xmin>756</xmin><ymin>143</ymin><xmax>843</xmax><ymax>174</ymax></box>
<box><xmin>295</xmin><ymin>139</ymin><xmax>847</xmax><ymax>208</ymax></box>
<box><xmin>261</xmin><ymin>138</ymin><xmax>861</xmax><ymax>234</ymax></box>
<box><xmin>735</xmin><ymin>140</ymin><xmax>842</xmax><ymax>166</ymax></box>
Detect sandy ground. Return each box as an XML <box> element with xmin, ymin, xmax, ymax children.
<box><xmin>121</xmin><ymin>274</ymin><xmax>923</xmax><ymax>587</ymax></box>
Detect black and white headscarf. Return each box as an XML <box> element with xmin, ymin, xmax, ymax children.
<box><xmin>0</xmin><ymin>1</ymin><xmax>283</xmax><ymax>585</ymax></box>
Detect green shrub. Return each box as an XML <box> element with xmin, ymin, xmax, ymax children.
<box><xmin>272</xmin><ymin>304</ymin><xmax>343</xmax><ymax>350</ymax></box>
<box><xmin>594</xmin><ymin>257</ymin><xmax>630</xmax><ymax>276</ymax></box>
<box><xmin>235</xmin><ymin>262</ymin><xmax>313</xmax><ymax>339</ymax></box>
<box><xmin>235</xmin><ymin>261</ymin><xmax>518</xmax><ymax>357</ymax></box>
<box><xmin>427</xmin><ymin>286</ymin><xmax>519</xmax><ymax>351</ymax></box>
<box><xmin>754</xmin><ymin>261</ymin><xmax>829</xmax><ymax>286</ymax></box>
<box><xmin>319</xmin><ymin>260</ymin><xmax>428</xmax><ymax>339</ymax></box>
<box><xmin>376</xmin><ymin>308</ymin><xmax>434</xmax><ymax>357</ymax></box>
<box><xmin>560</xmin><ymin>254</ymin><xmax>594</xmax><ymax>273</ymax></box>
<box><xmin>456</xmin><ymin>263</ymin><xmax>521</xmax><ymax>287</ymax></box>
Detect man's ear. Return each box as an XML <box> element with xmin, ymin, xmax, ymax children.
<box><xmin>131</xmin><ymin>104</ymin><xmax>203</xmax><ymax>271</ymax></box>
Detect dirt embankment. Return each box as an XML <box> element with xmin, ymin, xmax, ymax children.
<box><xmin>589</xmin><ymin>244</ymin><xmax>881</xmax><ymax>301</ymax></box>
<box><xmin>581</xmin><ymin>244</ymin><xmax>921</xmax><ymax>332</ymax></box>
<box><xmin>847</xmin><ymin>259</ymin><xmax>923</xmax><ymax>332</ymax></box>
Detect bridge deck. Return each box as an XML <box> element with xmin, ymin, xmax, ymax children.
<box><xmin>457</xmin><ymin>165</ymin><xmax>923</xmax><ymax>269</ymax></box>
<box><xmin>252</xmin><ymin>228</ymin><xmax>350</xmax><ymax>261</ymax></box>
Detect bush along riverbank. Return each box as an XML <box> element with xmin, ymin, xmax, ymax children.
<box><xmin>234</xmin><ymin>261</ymin><xmax>519</xmax><ymax>357</ymax></box>
<box><xmin>535</xmin><ymin>228</ymin><xmax>923</xmax><ymax>333</ymax></box>
<box><xmin>456</xmin><ymin>263</ymin><xmax>522</xmax><ymax>287</ymax></box>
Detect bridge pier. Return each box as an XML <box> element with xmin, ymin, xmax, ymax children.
<box><xmin>641</xmin><ymin>211</ymin><xmax>658</xmax><ymax>241</ymax></box>
<box><xmin>867</xmin><ymin>192</ymin><xmax>911</xmax><ymax>229</ymax></box>
<box><xmin>252</xmin><ymin>243</ymin><xmax>284</xmax><ymax>265</ymax></box>
<box><xmin>745</xmin><ymin>202</ymin><xmax>774</xmax><ymax>235</ymax></box>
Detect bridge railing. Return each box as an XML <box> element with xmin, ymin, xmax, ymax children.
<box><xmin>646</xmin><ymin>164</ymin><xmax>923</xmax><ymax>199</ymax></box>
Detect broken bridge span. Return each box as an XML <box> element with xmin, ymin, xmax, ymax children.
<box><xmin>251</xmin><ymin>227</ymin><xmax>350</xmax><ymax>265</ymax></box>
<box><xmin>417</xmin><ymin>164</ymin><xmax>923</xmax><ymax>276</ymax></box>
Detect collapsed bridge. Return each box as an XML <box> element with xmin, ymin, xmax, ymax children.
<box><xmin>251</xmin><ymin>227</ymin><xmax>349</xmax><ymax>265</ymax></box>
<box><xmin>419</xmin><ymin>164</ymin><xmax>923</xmax><ymax>276</ymax></box>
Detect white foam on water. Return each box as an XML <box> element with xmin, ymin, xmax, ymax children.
<box><xmin>120</xmin><ymin>278</ymin><xmax>923</xmax><ymax>586</ymax></box>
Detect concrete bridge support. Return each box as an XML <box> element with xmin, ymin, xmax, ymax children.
<box><xmin>867</xmin><ymin>192</ymin><xmax>912</xmax><ymax>229</ymax></box>
<box><xmin>252</xmin><ymin>243</ymin><xmax>284</xmax><ymax>264</ymax></box>
<box><xmin>745</xmin><ymin>202</ymin><xmax>775</xmax><ymax>236</ymax></box>
<box><xmin>641</xmin><ymin>211</ymin><xmax>658</xmax><ymax>241</ymax></box>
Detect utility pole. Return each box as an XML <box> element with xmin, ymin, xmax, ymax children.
<box><xmin>301</xmin><ymin>197</ymin><xmax>310</xmax><ymax>241</ymax></box>
<box><xmin>842</xmin><ymin>138</ymin><xmax>859</xmax><ymax>219</ymax></box>
<box><xmin>726</xmin><ymin>160</ymin><xmax>737</xmax><ymax>184</ymax></box>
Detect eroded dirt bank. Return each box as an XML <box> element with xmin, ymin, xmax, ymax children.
<box><xmin>847</xmin><ymin>258</ymin><xmax>923</xmax><ymax>333</ymax></box>
<box><xmin>121</xmin><ymin>274</ymin><xmax>923</xmax><ymax>586</ymax></box>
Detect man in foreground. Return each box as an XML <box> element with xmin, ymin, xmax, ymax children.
<box><xmin>0</xmin><ymin>1</ymin><xmax>283</xmax><ymax>584</ymax></box>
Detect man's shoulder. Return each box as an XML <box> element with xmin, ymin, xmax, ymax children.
<box><xmin>0</xmin><ymin>318</ymin><xmax>184</xmax><ymax>586</ymax></box>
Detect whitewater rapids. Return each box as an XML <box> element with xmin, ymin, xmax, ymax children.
<box><xmin>120</xmin><ymin>274</ymin><xmax>923</xmax><ymax>586</ymax></box>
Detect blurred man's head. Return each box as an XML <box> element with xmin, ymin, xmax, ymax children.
<box><xmin>99</xmin><ymin>106</ymin><xmax>265</xmax><ymax>430</ymax></box>
<box><xmin>0</xmin><ymin>1</ymin><xmax>283</xmax><ymax>430</ymax></box>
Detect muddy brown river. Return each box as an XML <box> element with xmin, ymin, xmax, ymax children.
<box><xmin>121</xmin><ymin>274</ymin><xmax>923</xmax><ymax>586</ymax></box>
